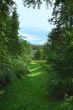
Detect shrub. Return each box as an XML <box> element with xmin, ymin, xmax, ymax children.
<box><xmin>48</xmin><ymin>79</ymin><xmax>67</xmax><ymax>100</ymax></box>
<box><xmin>11</xmin><ymin>59</ymin><xmax>30</xmax><ymax>78</ymax></box>
<box><xmin>0</xmin><ymin>63</ymin><xmax>11</xmax><ymax>86</ymax></box>
<box><xmin>60</xmin><ymin>96</ymin><xmax>73</xmax><ymax>110</ymax></box>
<box><xmin>66</xmin><ymin>80</ymin><xmax>73</xmax><ymax>97</ymax></box>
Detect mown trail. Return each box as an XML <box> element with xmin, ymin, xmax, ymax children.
<box><xmin>0</xmin><ymin>61</ymin><xmax>62</xmax><ymax>110</ymax></box>
<box><xmin>22</xmin><ymin>61</ymin><xmax>50</xmax><ymax>110</ymax></box>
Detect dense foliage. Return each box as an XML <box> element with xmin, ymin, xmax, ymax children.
<box><xmin>44</xmin><ymin>0</ymin><xmax>73</xmax><ymax>100</ymax></box>
<box><xmin>0</xmin><ymin>0</ymin><xmax>32</xmax><ymax>88</ymax></box>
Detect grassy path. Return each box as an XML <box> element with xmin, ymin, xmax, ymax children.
<box><xmin>0</xmin><ymin>61</ymin><xmax>62</xmax><ymax>110</ymax></box>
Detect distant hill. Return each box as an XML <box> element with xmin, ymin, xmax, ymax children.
<box><xmin>31</xmin><ymin>44</ymin><xmax>43</xmax><ymax>51</ymax></box>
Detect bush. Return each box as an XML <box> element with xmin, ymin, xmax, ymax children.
<box><xmin>66</xmin><ymin>80</ymin><xmax>73</xmax><ymax>97</ymax></box>
<box><xmin>60</xmin><ymin>96</ymin><xmax>73</xmax><ymax>110</ymax></box>
<box><xmin>0</xmin><ymin>63</ymin><xmax>11</xmax><ymax>86</ymax></box>
<box><xmin>11</xmin><ymin>59</ymin><xmax>30</xmax><ymax>78</ymax></box>
<box><xmin>48</xmin><ymin>76</ymin><xmax>73</xmax><ymax>100</ymax></box>
<box><xmin>48</xmin><ymin>79</ymin><xmax>67</xmax><ymax>100</ymax></box>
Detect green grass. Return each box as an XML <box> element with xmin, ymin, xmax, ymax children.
<box><xmin>0</xmin><ymin>61</ymin><xmax>64</xmax><ymax>110</ymax></box>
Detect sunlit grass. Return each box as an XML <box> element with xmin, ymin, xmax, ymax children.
<box><xmin>30</xmin><ymin>66</ymin><xmax>42</xmax><ymax>72</ymax></box>
<box><xmin>28</xmin><ymin>72</ymin><xmax>42</xmax><ymax>77</ymax></box>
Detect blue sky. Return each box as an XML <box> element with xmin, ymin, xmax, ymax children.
<box><xmin>14</xmin><ymin>0</ymin><xmax>55</xmax><ymax>45</ymax></box>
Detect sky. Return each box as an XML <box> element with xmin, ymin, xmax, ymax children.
<box><xmin>14</xmin><ymin>0</ymin><xmax>54</xmax><ymax>45</ymax></box>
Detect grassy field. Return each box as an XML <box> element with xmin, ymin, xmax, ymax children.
<box><xmin>0</xmin><ymin>61</ymin><xmax>64</xmax><ymax>110</ymax></box>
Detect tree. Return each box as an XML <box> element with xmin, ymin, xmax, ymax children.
<box><xmin>20</xmin><ymin>40</ymin><xmax>32</xmax><ymax>64</ymax></box>
<box><xmin>34</xmin><ymin>48</ymin><xmax>42</xmax><ymax>60</ymax></box>
<box><xmin>44</xmin><ymin>0</ymin><xmax>73</xmax><ymax>99</ymax></box>
<box><xmin>0</xmin><ymin>1</ymin><xmax>21</xmax><ymax>85</ymax></box>
<box><xmin>49</xmin><ymin>0</ymin><xmax>73</xmax><ymax>79</ymax></box>
<box><xmin>23</xmin><ymin>0</ymin><xmax>51</xmax><ymax>8</ymax></box>
<box><xmin>11</xmin><ymin>40</ymin><xmax>32</xmax><ymax>78</ymax></box>
<box><xmin>7</xmin><ymin>8</ymin><xmax>20</xmax><ymax>56</ymax></box>
<box><xmin>0</xmin><ymin>0</ymin><xmax>15</xmax><ymax>85</ymax></box>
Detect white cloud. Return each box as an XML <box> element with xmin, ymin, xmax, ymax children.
<box><xmin>19</xmin><ymin>32</ymin><xmax>47</xmax><ymax>45</ymax></box>
<box><xmin>20</xmin><ymin>32</ymin><xmax>41</xmax><ymax>42</ymax></box>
